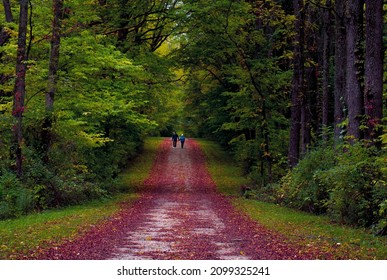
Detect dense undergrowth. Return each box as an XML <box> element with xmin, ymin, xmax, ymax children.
<box><xmin>0</xmin><ymin>123</ymin><xmax>147</xmax><ymax>220</ymax></box>
<box><xmin>198</xmin><ymin>139</ymin><xmax>387</xmax><ymax>259</ymax></box>
<box><xmin>247</xmin><ymin>142</ymin><xmax>387</xmax><ymax>236</ymax></box>
<box><xmin>0</xmin><ymin>137</ymin><xmax>162</xmax><ymax>259</ymax></box>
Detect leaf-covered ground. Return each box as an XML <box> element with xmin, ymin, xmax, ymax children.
<box><xmin>26</xmin><ymin>138</ymin><xmax>329</xmax><ymax>260</ymax></box>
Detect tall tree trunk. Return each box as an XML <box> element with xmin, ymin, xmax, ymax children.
<box><xmin>334</xmin><ymin>0</ymin><xmax>346</xmax><ymax>145</ymax></box>
<box><xmin>288</xmin><ymin>0</ymin><xmax>305</xmax><ymax>168</ymax></box>
<box><xmin>364</xmin><ymin>0</ymin><xmax>383</xmax><ymax>144</ymax></box>
<box><xmin>345</xmin><ymin>0</ymin><xmax>364</xmax><ymax>141</ymax></box>
<box><xmin>1</xmin><ymin>0</ymin><xmax>14</xmax><ymax>46</ymax></box>
<box><xmin>301</xmin><ymin>66</ymin><xmax>315</xmax><ymax>155</ymax></box>
<box><xmin>2</xmin><ymin>0</ymin><xmax>14</xmax><ymax>22</ymax></box>
<box><xmin>262</xmin><ymin>98</ymin><xmax>272</xmax><ymax>183</ymax></box>
<box><xmin>42</xmin><ymin>0</ymin><xmax>63</xmax><ymax>162</ymax></box>
<box><xmin>322</xmin><ymin>0</ymin><xmax>331</xmax><ymax>142</ymax></box>
<box><xmin>12</xmin><ymin>0</ymin><xmax>29</xmax><ymax>177</ymax></box>
<box><xmin>46</xmin><ymin>0</ymin><xmax>63</xmax><ymax>112</ymax></box>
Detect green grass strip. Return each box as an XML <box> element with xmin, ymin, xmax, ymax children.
<box><xmin>234</xmin><ymin>199</ymin><xmax>387</xmax><ymax>259</ymax></box>
<box><xmin>117</xmin><ymin>137</ymin><xmax>164</xmax><ymax>191</ymax></box>
<box><xmin>198</xmin><ymin>139</ymin><xmax>249</xmax><ymax>196</ymax></box>
<box><xmin>198</xmin><ymin>139</ymin><xmax>387</xmax><ymax>260</ymax></box>
<box><xmin>0</xmin><ymin>195</ymin><xmax>134</xmax><ymax>259</ymax></box>
<box><xmin>0</xmin><ymin>137</ymin><xmax>163</xmax><ymax>259</ymax></box>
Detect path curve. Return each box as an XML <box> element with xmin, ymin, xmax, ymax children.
<box><xmin>32</xmin><ymin>138</ymin><xmax>322</xmax><ymax>260</ymax></box>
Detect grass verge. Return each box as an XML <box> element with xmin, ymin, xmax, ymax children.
<box><xmin>0</xmin><ymin>137</ymin><xmax>163</xmax><ymax>260</ymax></box>
<box><xmin>117</xmin><ymin>137</ymin><xmax>164</xmax><ymax>191</ymax></box>
<box><xmin>198</xmin><ymin>139</ymin><xmax>249</xmax><ymax>196</ymax></box>
<box><xmin>198</xmin><ymin>139</ymin><xmax>387</xmax><ymax>260</ymax></box>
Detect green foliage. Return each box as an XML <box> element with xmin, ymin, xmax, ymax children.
<box><xmin>201</xmin><ymin>137</ymin><xmax>387</xmax><ymax>259</ymax></box>
<box><xmin>0</xmin><ymin>170</ymin><xmax>34</xmax><ymax>219</ymax></box>
<box><xmin>276</xmin><ymin>146</ymin><xmax>336</xmax><ymax>213</ymax></box>
<box><xmin>231</xmin><ymin>138</ymin><xmax>259</xmax><ymax>174</ymax></box>
<box><xmin>0</xmin><ymin>0</ymin><xmax>183</xmax><ymax>220</ymax></box>
<box><xmin>175</xmin><ymin>0</ymin><xmax>293</xmax><ymax>185</ymax></box>
<box><xmin>0</xmin><ymin>137</ymin><xmax>160</xmax><ymax>259</ymax></box>
<box><xmin>269</xmin><ymin>143</ymin><xmax>387</xmax><ymax>231</ymax></box>
<box><xmin>198</xmin><ymin>139</ymin><xmax>250</xmax><ymax>197</ymax></box>
<box><xmin>316</xmin><ymin>144</ymin><xmax>387</xmax><ymax>230</ymax></box>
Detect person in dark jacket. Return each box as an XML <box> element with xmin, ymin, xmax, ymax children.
<box><xmin>180</xmin><ymin>134</ymin><xmax>186</xmax><ymax>148</ymax></box>
<box><xmin>171</xmin><ymin>132</ymin><xmax>179</xmax><ymax>148</ymax></box>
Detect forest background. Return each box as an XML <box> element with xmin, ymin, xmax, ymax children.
<box><xmin>0</xmin><ymin>0</ymin><xmax>386</xmax><ymax>235</ymax></box>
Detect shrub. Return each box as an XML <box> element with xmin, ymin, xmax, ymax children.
<box><xmin>316</xmin><ymin>144</ymin><xmax>387</xmax><ymax>228</ymax></box>
<box><xmin>276</xmin><ymin>146</ymin><xmax>336</xmax><ymax>214</ymax></box>
<box><xmin>375</xmin><ymin>200</ymin><xmax>387</xmax><ymax>235</ymax></box>
<box><xmin>232</xmin><ymin>139</ymin><xmax>259</xmax><ymax>175</ymax></box>
<box><xmin>0</xmin><ymin>170</ymin><xmax>34</xmax><ymax>219</ymax></box>
<box><xmin>21</xmin><ymin>146</ymin><xmax>108</xmax><ymax>210</ymax></box>
<box><xmin>274</xmin><ymin>142</ymin><xmax>387</xmax><ymax>231</ymax></box>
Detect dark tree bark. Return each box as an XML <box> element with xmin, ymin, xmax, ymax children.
<box><xmin>364</xmin><ymin>0</ymin><xmax>384</xmax><ymax>144</ymax></box>
<box><xmin>345</xmin><ymin>0</ymin><xmax>364</xmax><ymax>141</ymax></box>
<box><xmin>321</xmin><ymin>0</ymin><xmax>331</xmax><ymax>142</ymax></box>
<box><xmin>288</xmin><ymin>0</ymin><xmax>305</xmax><ymax>168</ymax></box>
<box><xmin>12</xmin><ymin>0</ymin><xmax>29</xmax><ymax>177</ymax></box>
<box><xmin>301</xmin><ymin>65</ymin><xmax>316</xmax><ymax>155</ymax></box>
<box><xmin>334</xmin><ymin>0</ymin><xmax>346</xmax><ymax>144</ymax></box>
<box><xmin>2</xmin><ymin>0</ymin><xmax>14</xmax><ymax>22</ymax></box>
<box><xmin>301</xmin><ymin>99</ymin><xmax>311</xmax><ymax>155</ymax></box>
<box><xmin>42</xmin><ymin>0</ymin><xmax>64</xmax><ymax>162</ymax></box>
<box><xmin>46</xmin><ymin>0</ymin><xmax>63</xmax><ymax>112</ymax></box>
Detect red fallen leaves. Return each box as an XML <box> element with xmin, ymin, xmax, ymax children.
<box><xmin>23</xmin><ymin>138</ymin><xmax>330</xmax><ymax>260</ymax></box>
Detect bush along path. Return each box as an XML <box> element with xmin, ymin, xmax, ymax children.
<box><xmin>28</xmin><ymin>138</ymin><xmax>328</xmax><ymax>260</ymax></box>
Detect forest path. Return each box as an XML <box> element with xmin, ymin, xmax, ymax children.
<box><xmin>38</xmin><ymin>138</ymin><xmax>316</xmax><ymax>260</ymax></box>
<box><xmin>110</xmin><ymin>138</ymin><xmax>252</xmax><ymax>260</ymax></box>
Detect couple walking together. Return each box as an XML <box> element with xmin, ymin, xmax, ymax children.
<box><xmin>171</xmin><ymin>132</ymin><xmax>185</xmax><ymax>148</ymax></box>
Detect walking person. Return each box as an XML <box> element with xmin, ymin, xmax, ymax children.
<box><xmin>171</xmin><ymin>132</ymin><xmax>179</xmax><ymax>148</ymax></box>
<box><xmin>180</xmin><ymin>134</ymin><xmax>186</xmax><ymax>148</ymax></box>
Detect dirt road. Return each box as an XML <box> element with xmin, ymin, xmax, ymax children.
<box><xmin>35</xmin><ymin>138</ymin><xmax>319</xmax><ymax>260</ymax></box>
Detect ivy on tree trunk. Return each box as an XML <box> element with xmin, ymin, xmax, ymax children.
<box><xmin>334</xmin><ymin>0</ymin><xmax>346</xmax><ymax>145</ymax></box>
<box><xmin>364</xmin><ymin>0</ymin><xmax>384</xmax><ymax>145</ymax></box>
<box><xmin>345</xmin><ymin>0</ymin><xmax>364</xmax><ymax>140</ymax></box>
